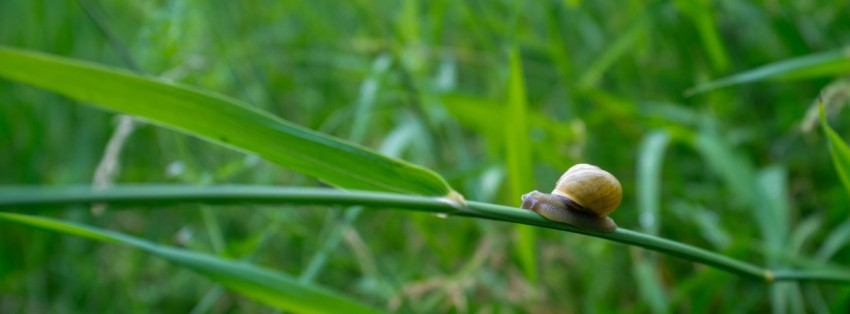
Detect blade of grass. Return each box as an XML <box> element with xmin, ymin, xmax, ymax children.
<box><xmin>675</xmin><ymin>0</ymin><xmax>729</xmax><ymax>71</ymax></box>
<box><xmin>349</xmin><ymin>53</ymin><xmax>393</xmax><ymax>142</ymax></box>
<box><xmin>755</xmin><ymin>166</ymin><xmax>794</xmax><ymax>312</ymax></box>
<box><xmin>632</xmin><ymin>255</ymin><xmax>668</xmax><ymax>312</ymax></box>
<box><xmin>504</xmin><ymin>48</ymin><xmax>538</xmax><ymax>283</ymax></box>
<box><xmin>4</xmin><ymin>184</ymin><xmax>850</xmax><ymax>284</ymax></box>
<box><xmin>0</xmin><ymin>46</ymin><xmax>457</xmax><ymax>199</ymax></box>
<box><xmin>755</xmin><ymin>166</ymin><xmax>790</xmax><ymax>265</ymax></box>
<box><xmin>634</xmin><ymin>130</ymin><xmax>671</xmax><ymax>312</ymax></box>
<box><xmin>693</xmin><ymin>130</ymin><xmax>758</xmax><ymax>207</ymax></box>
<box><xmin>685</xmin><ymin>48</ymin><xmax>850</xmax><ymax>96</ymax></box>
<box><xmin>637</xmin><ymin>130</ymin><xmax>670</xmax><ymax>235</ymax></box>
<box><xmin>819</xmin><ymin>97</ymin><xmax>850</xmax><ymax>198</ymax></box>
<box><xmin>816</xmin><ymin>219</ymin><xmax>850</xmax><ymax>262</ymax></box>
<box><xmin>0</xmin><ymin>212</ymin><xmax>381</xmax><ymax>314</ymax></box>
<box><xmin>789</xmin><ymin>215</ymin><xmax>822</xmax><ymax>259</ymax></box>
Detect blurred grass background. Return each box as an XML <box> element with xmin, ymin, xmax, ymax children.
<box><xmin>2</xmin><ymin>0</ymin><xmax>850</xmax><ymax>312</ymax></box>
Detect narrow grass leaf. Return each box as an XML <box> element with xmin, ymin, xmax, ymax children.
<box><xmin>0</xmin><ymin>212</ymin><xmax>381</xmax><ymax>314</ymax></box>
<box><xmin>634</xmin><ymin>131</ymin><xmax>671</xmax><ymax>313</ymax></box>
<box><xmin>636</xmin><ymin>130</ymin><xmax>670</xmax><ymax>235</ymax></box>
<box><xmin>5</xmin><ymin>185</ymin><xmax>850</xmax><ymax>283</ymax></box>
<box><xmin>675</xmin><ymin>0</ymin><xmax>730</xmax><ymax>71</ymax></box>
<box><xmin>816</xmin><ymin>219</ymin><xmax>850</xmax><ymax>262</ymax></box>
<box><xmin>632</xmin><ymin>257</ymin><xmax>668</xmax><ymax>313</ymax></box>
<box><xmin>755</xmin><ymin>166</ymin><xmax>790</xmax><ymax>265</ymax></box>
<box><xmin>819</xmin><ymin>98</ymin><xmax>850</xmax><ymax>199</ymax></box>
<box><xmin>690</xmin><ymin>207</ymin><xmax>732</xmax><ymax>248</ymax></box>
<box><xmin>693</xmin><ymin>131</ymin><xmax>758</xmax><ymax>207</ymax></box>
<box><xmin>350</xmin><ymin>53</ymin><xmax>393</xmax><ymax>142</ymax></box>
<box><xmin>504</xmin><ymin>48</ymin><xmax>538</xmax><ymax>283</ymax></box>
<box><xmin>685</xmin><ymin>48</ymin><xmax>850</xmax><ymax>96</ymax></box>
<box><xmin>789</xmin><ymin>215</ymin><xmax>822</xmax><ymax>256</ymax></box>
<box><xmin>0</xmin><ymin>47</ymin><xmax>454</xmax><ymax>198</ymax></box>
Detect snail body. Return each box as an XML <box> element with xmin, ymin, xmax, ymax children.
<box><xmin>520</xmin><ymin>164</ymin><xmax>621</xmax><ymax>232</ymax></box>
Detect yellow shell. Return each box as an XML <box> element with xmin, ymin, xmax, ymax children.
<box><xmin>551</xmin><ymin>164</ymin><xmax>622</xmax><ymax>217</ymax></box>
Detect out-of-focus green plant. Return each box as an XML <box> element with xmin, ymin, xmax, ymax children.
<box><xmin>2</xmin><ymin>48</ymin><xmax>850</xmax><ymax>313</ymax></box>
<box><xmin>3</xmin><ymin>0</ymin><xmax>850</xmax><ymax>312</ymax></box>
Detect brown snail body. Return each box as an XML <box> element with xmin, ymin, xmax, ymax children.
<box><xmin>520</xmin><ymin>164</ymin><xmax>622</xmax><ymax>232</ymax></box>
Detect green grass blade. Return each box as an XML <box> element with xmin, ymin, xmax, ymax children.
<box><xmin>819</xmin><ymin>98</ymin><xmax>850</xmax><ymax>198</ymax></box>
<box><xmin>685</xmin><ymin>48</ymin><xmax>850</xmax><ymax>96</ymax></box>
<box><xmin>816</xmin><ymin>219</ymin><xmax>850</xmax><ymax>262</ymax></box>
<box><xmin>755</xmin><ymin>166</ymin><xmax>790</xmax><ymax>264</ymax></box>
<box><xmin>632</xmin><ymin>257</ymin><xmax>668</xmax><ymax>312</ymax></box>
<box><xmin>0</xmin><ymin>212</ymin><xmax>382</xmax><ymax>314</ymax></box>
<box><xmin>634</xmin><ymin>131</ymin><xmax>671</xmax><ymax>312</ymax></box>
<box><xmin>0</xmin><ymin>46</ymin><xmax>454</xmax><ymax>198</ymax></box>
<box><xmin>504</xmin><ymin>48</ymin><xmax>538</xmax><ymax>283</ymax></box>
<box><xmin>636</xmin><ymin>130</ymin><xmax>670</xmax><ymax>235</ymax></box>
<box><xmin>693</xmin><ymin>131</ymin><xmax>758</xmax><ymax>207</ymax></box>
<box><xmin>676</xmin><ymin>0</ymin><xmax>730</xmax><ymax>71</ymax></box>
<box><xmin>4</xmin><ymin>184</ymin><xmax>850</xmax><ymax>284</ymax></box>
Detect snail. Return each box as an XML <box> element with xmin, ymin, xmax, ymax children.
<box><xmin>520</xmin><ymin>164</ymin><xmax>622</xmax><ymax>232</ymax></box>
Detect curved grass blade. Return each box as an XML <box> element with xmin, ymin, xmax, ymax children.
<box><xmin>819</xmin><ymin>98</ymin><xmax>850</xmax><ymax>199</ymax></box>
<box><xmin>0</xmin><ymin>46</ymin><xmax>455</xmax><ymax>198</ymax></box>
<box><xmin>0</xmin><ymin>212</ymin><xmax>381</xmax><ymax>314</ymax></box>
<box><xmin>685</xmin><ymin>48</ymin><xmax>850</xmax><ymax>96</ymax></box>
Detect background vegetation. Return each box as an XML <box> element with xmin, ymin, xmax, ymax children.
<box><xmin>2</xmin><ymin>0</ymin><xmax>850</xmax><ymax>312</ymax></box>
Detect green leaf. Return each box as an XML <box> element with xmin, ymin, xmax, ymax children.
<box><xmin>755</xmin><ymin>165</ymin><xmax>790</xmax><ymax>264</ymax></box>
<box><xmin>693</xmin><ymin>131</ymin><xmax>758</xmax><ymax>207</ymax></box>
<box><xmin>819</xmin><ymin>98</ymin><xmax>850</xmax><ymax>199</ymax></box>
<box><xmin>0</xmin><ymin>212</ymin><xmax>381</xmax><ymax>314</ymax></box>
<box><xmin>632</xmin><ymin>257</ymin><xmax>668</xmax><ymax>313</ymax></box>
<box><xmin>816</xmin><ymin>219</ymin><xmax>850</xmax><ymax>261</ymax></box>
<box><xmin>675</xmin><ymin>0</ymin><xmax>729</xmax><ymax>71</ymax></box>
<box><xmin>504</xmin><ymin>48</ymin><xmax>538</xmax><ymax>283</ymax></box>
<box><xmin>685</xmin><ymin>48</ymin><xmax>850</xmax><ymax>96</ymax></box>
<box><xmin>0</xmin><ymin>46</ymin><xmax>454</xmax><ymax>198</ymax></box>
<box><xmin>634</xmin><ymin>131</ymin><xmax>671</xmax><ymax>312</ymax></box>
<box><xmin>4</xmin><ymin>184</ymin><xmax>850</xmax><ymax>284</ymax></box>
<box><xmin>636</xmin><ymin>130</ymin><xmax>671</xmax><ymax>235</ymax></box>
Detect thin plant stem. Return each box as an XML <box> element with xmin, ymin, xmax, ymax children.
<box><xmin>1</xmin><ymin>184</ymin><xmax>849</xmax><ymax>284</ymax></box>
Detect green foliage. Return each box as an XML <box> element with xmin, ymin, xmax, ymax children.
<box><xmin>0</xmin><ymin>47</ymin><xmax>453</xmax><ymax>198</ymax></box>
<box><xmin>0</xmin><ymin>212</ymin><xmax>381</xmax><ymax>314</ymax></box>
<box><xmin>820</xmin><ymin>100</ymin><xmax>850</xmax><ymax>199</ymax></box>
<box><xmin>2</xmin><ymin>0</ymin><xmax>850</xmax><ymax>312</ymax></box>
<box><xmin>504</xmin><ymin>48</ymin><xmax>538</xmax><ymax>283</ymax></box>
<box><xmin>686</xmin><ymin>48</ymin><xmax>850</xmax><ymax>96</ymax></box>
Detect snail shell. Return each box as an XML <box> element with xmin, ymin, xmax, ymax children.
<box><xmin>552</xmin><ymin>164</ymin><xmax>622</xmax><ymax>217</ymax></box>
<box><xmin>520</xmin><ymin>164</ymin><xmax>622</xmax><ymax>232</ymax></box>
